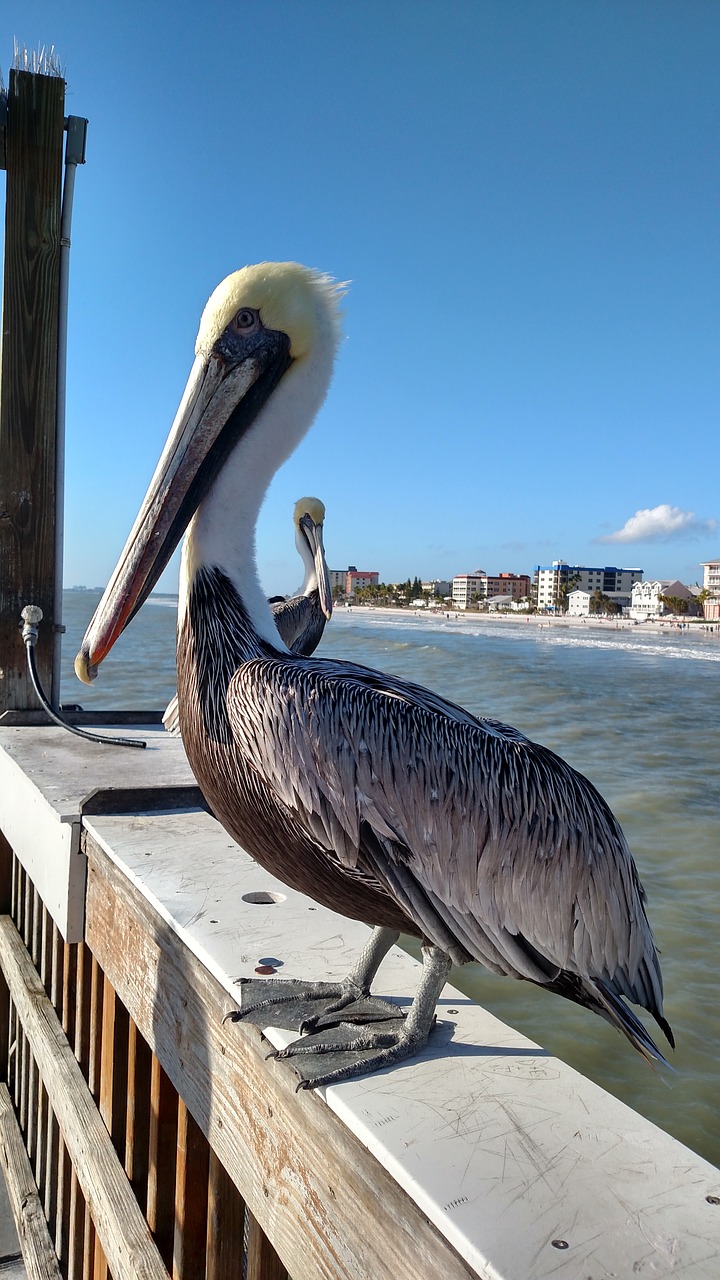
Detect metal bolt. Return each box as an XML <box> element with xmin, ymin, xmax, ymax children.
<box><xmin>706</xmin><ymin>1195</ymin><xmax>720</xmax><ymax>1205</ymax></box>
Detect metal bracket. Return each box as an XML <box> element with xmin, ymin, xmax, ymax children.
<box><xmin>64</xmin><ymin>115</ymin><xmax>87</xmax><ymax>165</ymax></box>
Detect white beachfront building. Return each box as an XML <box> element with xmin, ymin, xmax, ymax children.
<box><xmin>533</xmin><ymin>561</ymin><xmax>643</xmax><ymax>612</ymax></box>
<box><xmin>422</xmin><ymin>579</ymin><xmax>452</xmax><ymax>598</ymax></box>
<box><xmin>630</xmin><ymin>579</ymin><xmax>696</xmax><ymax>620</ymax></box>
<box><xmin>567</xmin><ymin>589</ymin><xmax>634</xmax><ymax>616</ymax></box>
<box><xmin>701</xmin><ymin>558</ymin><xmax>720</xmax><ymax>620</ymax></box>
<box><xmin>567</xmin><ymin>590</ymin><xmax>591</xmax><ymax>616</ymax></box>
<box><xmin>701</xmin><ymin>559</ymin><xmax>720</xmax><ymax>593</ymax></box>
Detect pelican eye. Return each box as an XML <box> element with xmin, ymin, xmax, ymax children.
<box><xmin>235</xmin><ymin>307</ymin><xmax>258</xmax><ymax>330</ymax></box>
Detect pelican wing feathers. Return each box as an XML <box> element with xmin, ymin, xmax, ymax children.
<box><xmin>226</xmin><ymin>654</ymin><xmax>667</xmax><ymax>1036</ymax></box>
<box><xmin>269</xmin><ymin>589</ymin><xmax>327</xmax><ymax>657</ymax></box>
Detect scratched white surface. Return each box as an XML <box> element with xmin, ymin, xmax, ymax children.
<box><xmin>84</xmin><ymin>804</ymin><xmax>720</xmax><ymax>1280</ymax></box>
<box><xmin>0</xmin><ymin>725</ymin><xmax>196</xmax><ymax>940</ymax></box>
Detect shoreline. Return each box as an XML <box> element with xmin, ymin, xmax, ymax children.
<box><xmin>338</xmin><ymin>605</ymin><xmax>715</xmax><ymax>637</ymax></box>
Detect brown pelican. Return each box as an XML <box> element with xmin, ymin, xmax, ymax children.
<box><xmin>76</xmin><ymin>262</ymin><xmax>673</xmax><ymax>1087</ymax></box>
<box><xmin>163</xmin><ymin>496</ymin><xmax>331</xmax><ymax>735</ymax></box>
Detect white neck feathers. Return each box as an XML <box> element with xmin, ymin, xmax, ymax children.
<box><xmin>179</xmin><ymin>318</ymin><xmax>337</xmax><ymax>648</ymax></box>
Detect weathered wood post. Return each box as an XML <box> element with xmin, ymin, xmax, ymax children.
<box><xmin>0</xmin><ymin>64</ymin><xmax>66</xmax><ymax>713</ymax></box>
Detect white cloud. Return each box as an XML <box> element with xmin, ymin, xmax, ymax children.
<box><xmin>598</xmin><ymin>504</ymin><xmax>717</xmax><ymax>545</ymax></box>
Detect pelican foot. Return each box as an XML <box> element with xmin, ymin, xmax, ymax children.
<box><xmin>270</xmin><ymin>1018</ymin><xmax>435</xmax><ymax>1089</ymax></box>
<box><xmin>226</xmin><ymin>977</ymin><xmax>404</xmax><ymax>1034</ymax></box>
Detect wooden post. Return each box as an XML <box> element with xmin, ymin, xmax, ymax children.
<box><xmin>0</xmin><ymin>67</ymin><xmax>65</xmax><ymax>713</ymax></box>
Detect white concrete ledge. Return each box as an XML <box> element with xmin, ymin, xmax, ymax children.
<box><xmin>0</xmin><ymin>725</ymin><xmax>197</xmax><ymax>940</ymax></box>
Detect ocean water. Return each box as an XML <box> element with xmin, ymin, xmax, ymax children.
<box><xmin>60</xmin><ymin>592</ymin><xmax>720</xmax><ymax>1167</ymax></box>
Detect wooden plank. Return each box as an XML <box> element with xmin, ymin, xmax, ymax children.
<box><xmin>27</xmin><ymin>1048</ymin><xmax>39</xmax><ymax>1166</ymax></box>
<box><xmin>0</xmin><ymin>69</ymin><xmax>65</xmax><ymax>714</ymax></box>
<box><xmin>10</xmin><ymin>849</ymin><xmax>18</xmax><ymax>920</ymax></box>
<box><xmin>23</xmin><ymin>874</ymin><xmax>32</xmax><ymax>948</ymax></box>
<box><xmin>98</xmin><ymin>977</ymin><xmax>129</xmax><ymax>1161</ymax></box>
<box><xmin>172</xmin><ymin>1100</ymin><xmax>209</xmax><ymax>1280</ymax></box>
<box><xmin>15</xmin><ymin>861</ymin><xmax>25</xmax><ymax>933</ymax></box>
<box><xmin>125</xmin><ymin>1022</ymin><xmax>152</xmax><ymax>1215</ymax></box>
<box><xmin>40</xmin><ymin>905</ymin><xmax>52</xmax><ymax>995</ymax></box>
<box><xmin>205</xmin><ymin>1150</ymin><xmax>245</xmax><ymax>1280</ymax></box>
<box><xmin>147</xmin><ymin>1056</ymin><xmax>177</xmax><ymax>1272</ymax></box>
<box><xmin>0</xmin><ymin>1080</ymin><xmax>62</xmax><ymax>1278</ymax></box>
<box><xmin>91</xmin><ymin>1236</ymin><xmax>107</xmax><ymax>1280</ymax></box>
<box><xmin>43</xmin><ymin>1098</ymin><xmax>59</xmax><ymax>1229</ymax></box>
<box><xmin>0</xmin><ymin>915</ymin><xmax>170</xmax><ymax>1280</ymax></box>
<box><xmin>56</xmin><ymin>1137</ymin><xmax>72</xmax><ymax>1268</ymax></box>
<box><xmin>31</xmin><ymin>887</ymin><xmax>41</xmax><ymax>968</ymax></box>
<box><xmin>82</xmin><ymin>1204</ymin><xmax>96</xmax><ymax>1280</ymax></box>
<box><xmin>50</xmin><ymin>924</ymin><xmax>63</xmax><ymax>1014</ymax></box>
<box><xmin>87</xmin><ymin>956</ymin><xmax>104</xmax><ymax>1102</ymax></box>
<box><xmin>67</xmin><ymin>1170</ymin><xmax>85</xmax><ymax>1280</ymax></box>
<box><xmin>245</xmin><ymin>1210</ymin><xmax>287</xmax><ymax>1280</ymax></box>
<box><xmin>62</xmin><ymin>943</ymin><xmax>78</xmax><ymax>1045</ymax></box>
<box><xmin>0</xmin><ymin>834</ymin><xmax>12</xmax><ymax>1073</ymax></box>
<box><xmin>19</xmin><ymin>1026</ymin><xmax>28</xmax><ymax>1135</ymax></box>
<box><xmin>75</xmin><ymin>944</ymin><xmax>92</xmax><ymax>1075</ymax></box>
<box><xmin>84</xmin><ymin>841</ymin><xmax>476</xmax><ymax>1280</ymax></box>
<box><xmin>34</xmin><ymin>1081</ymin><xmax>48</xmax><ymax>1215</ymax></box>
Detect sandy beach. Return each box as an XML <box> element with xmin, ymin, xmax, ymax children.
<box><xmin>340</xmin><ymin>605</ymin><xmax>715</xmax><ymax>637</ymax></box>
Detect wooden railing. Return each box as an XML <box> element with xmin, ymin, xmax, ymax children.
<box><xmin>0</xmin><ymin>828</ymin><xmax>474</xmax><ymax>1280</ymax></box>
<box><xmin>0</xmin><ymin>839</ymin><xmax>294</xmax><ymax>1279</ymax></box>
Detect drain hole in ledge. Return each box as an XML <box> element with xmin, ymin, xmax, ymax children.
<box><xmin>241</xmin><ymin>891</ymin><xmax>287</xmax><ymax>905</ymax></box>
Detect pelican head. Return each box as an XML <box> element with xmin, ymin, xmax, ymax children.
<box><xmin>75</xmin><ymin>263</ymin><xmax>344</xmax><ymax>684</ymax></box>
<box><xmin>293</xmin><ymin>497</ymin><xmax>332</xmax><ymax>620</ymax></box>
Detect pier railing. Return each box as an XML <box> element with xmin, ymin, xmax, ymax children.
<box><xmin>0</xmin><ymin>834</ymin><xmax>471</xmax><ymax>1280</ymax></box>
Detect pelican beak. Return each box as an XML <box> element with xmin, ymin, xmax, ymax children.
<box><xmin>299</xmin><ymin>513</ymin><xmax>333</xmax><ymax>620</ymax></box>
<box><xmin>75</xmin><ymin>329</ymin><xmax>291</xmax><ymax>684</ymax></box>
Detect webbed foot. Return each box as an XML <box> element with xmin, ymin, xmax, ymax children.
<box><xmin>225</xmin><ymin>977</ymin><xmax>404</xmax><ymax>1034</ymax></box>
<box><xmin>270</xmin><ymin>1017</ymin><xmax>436</xmax><ymax>1089</ymax></box>
<box><xmin>268</xmin><ymin>942</ymin><xmax>453</xmax><ymax>1090</ymax></box>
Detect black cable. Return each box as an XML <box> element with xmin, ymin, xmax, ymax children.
<box><xmin>22</xmin><ymin>608</ymin><xmax>146</xmax><ymax>749</ymax></box>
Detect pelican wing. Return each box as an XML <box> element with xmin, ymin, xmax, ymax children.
<box><xmin>226</xmin><ymin>656</ymin><xmax>664</xmax><ymax>1017</ymax></box>
<box><xmin>271</xmin><ymin>589</ymin><xmax>326</xmax><ymax>657</ymax></box>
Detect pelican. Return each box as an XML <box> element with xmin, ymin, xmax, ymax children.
<box><xmin>76</xmin><ymin>263</ymin><xmax>673</xmax><ymax>1087</ymax></box>
<box><xmin>163</xmin><ymin>496</ymin><xmax>332</xmax><ymax>735</ymax></box>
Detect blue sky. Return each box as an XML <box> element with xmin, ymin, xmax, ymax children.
<box><xmin>1</xmin><ymin>2</ymin><xmax>718</xmax><ymax>594</ymax></box>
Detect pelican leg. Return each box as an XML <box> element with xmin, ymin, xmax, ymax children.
<box><xmin>226</xmin><ymin>927</ymin><xmax>404</xmax><ymax>1034</ymax></box>
<box><xmin>271</xmin><ymin>944</ymin><xmax>453</xmax><ymax>1089</ymax></box>
<box><xmin>296</xmin><ymin>926</ymin><xmax>402</xmax><ymax>1032</ymax></box>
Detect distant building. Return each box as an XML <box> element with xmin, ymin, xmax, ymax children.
<box><xmin>328</xmin><ymin>566</ymin><xmax>381</xmax><ymax>595</ymax></box>
<box><xmin>630</xmin><ymin>580</ymin><xmax>696</xmax><ymax>620</ymax></box>
<box><xmin>452</xmin><ymin>570</ymin><xmax>530</xmax><ymax>610</ymax></box>
<box><xmin>567</xmin><ymin>589</ymin><xmax>633</xmax><ymax>616</ymax></box>
<box><xmin>700</xmin><ymin>559</ymin><xmax>720</xmax><ymax>619</ymax></box>
<box><xmin>567</xmin><ymin>590</ymin><xmax>592</xmax><ymax>616</ymax></box>
<box><xmin>452</xmin><ymin>571</ymin><xmax>486</xmax><ymax>610</ymax></box>
<box><xmin>534</xmin><ymin>561</ymin><xmax>643</xmax><ymax>612</ymax></box>
<box><xmin>422</xmin><ymin>579</ymin><xmax>452</xmax><ymax>598</ymax></box>
<box><xmin>345</xmin><ymin>566</ymin><xmax>379</xmax><ymax>596</ymax></box>
<box><xmin>701</xmin><ymin>559</ymin><xmax>720</xmax><ymax>594</ymax></box>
